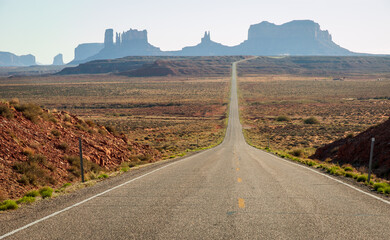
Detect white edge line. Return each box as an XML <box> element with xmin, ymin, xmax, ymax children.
<box><xmin>0</xmin><ymin>148</ymin><xmax>213</xmax><ymax>239</ymax></box>
<box><xmin>252</xmin><ymin>146</ymin><xmax>390</xmax><ymax>205</ymax></box>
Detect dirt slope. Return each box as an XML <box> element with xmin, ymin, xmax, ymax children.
<box><xmin>311</xmin><ymin>117</ymin><xmax>390</xmax><ymax>179</ymax></box>
<box><xmin>0</xmin><ymin>102</ymin><xmax>161</xmax><ymax>199</ymax></box>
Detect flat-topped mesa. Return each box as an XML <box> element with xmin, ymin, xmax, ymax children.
<box><xmin>248</xmin><ymin>20</ymin><xmax>332</xmax><ymax>42</ymax></box>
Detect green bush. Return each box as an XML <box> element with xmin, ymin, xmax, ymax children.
<box><xmin>276</xmin><ymin>116</ymin><xmax>290</xmax><ymax>122</ymax></box>
<box><xmin>326</xmin><ymin>166</ymin><xmax>340</xmax><ymax>175</ymax></box>
<box><xmin>0</xmin><ymin>200</ymin><xmax>18</xmax><ymax>211</ymax></box>
<box><xmin>357</xmin><ymin>175</ymin><xmax>368</xmax><ymax>182</ymax></box>
<box><xmin>343</xmin><ymin>166</ymin><xmax>353</xmax><ymax>172</ymax></box>
<box><xmin>39</xmin><ymin>187</ymin><xmax>53</xmax><ymax>199</ymax></box>
<box><xmin>98</xmin><ymin>174</ymin><xmax>108</xmax><ymax>179</ymax></box>
<box><xmin>304</xmin><ymin>117</ymin><xmax>319</xmax><ymax>124</ymax></box>
<box><xmin>16</xmin><ymin>196</ymin><xmax>35</xmax><ymax>204</ymax></box>
<box><xmin>62</xmin><ymin>183</ymin><xmax>71</xmax><ymax>188</ymax></box>
<box><xmin>373</xmin><ymin>182</ymin><xmax>389</xmax><ymax>191</ymax></box>
<box><xmin>344</xmin><ymin>172</ymin><xmax>355</xmax><ymax>178</ymax></box>
<box><xmin>24</xmin><ymin>190</ymin><xmax>39</xmax><ymax>197</ymax></box>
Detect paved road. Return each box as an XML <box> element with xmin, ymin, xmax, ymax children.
<box><xmin>1</xmin><ymin>59</ymin><xmax>390</xmax><ymax>239</ymax></box>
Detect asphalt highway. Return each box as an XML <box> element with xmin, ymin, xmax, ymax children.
<box><xmin>1</xmin><ymin>59</ymin><xmax>390</xmax><ymax>239</ymax></box>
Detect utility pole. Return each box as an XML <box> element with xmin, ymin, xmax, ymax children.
<box><xmin>79</xmin><ymin>137</ymin><xmax>85</xmax><ymax>183</ymax></box>
<box><xmin>367</xmin><ymin>137</ymin><xmax>375</xmax><ymax>183</ymax></box>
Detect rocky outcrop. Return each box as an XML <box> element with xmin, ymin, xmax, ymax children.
<box><xmin>0</xmin><ymin>52</ymin><xmax>36</xmax><ymax>67</ymax></box>
<box><xmin>311</xmin><ymin>118</ymin><xmax>390</xmax><ymax>179</ymax></box>
<box><xmin>52</xmin><ymin>54</ymin><xmax>64</xmax><ymax>65</ymax></box>
<box><xmin>0</xmin><ymin>102</ymin><xmax>161</xmax><ymax>199</ymax></box>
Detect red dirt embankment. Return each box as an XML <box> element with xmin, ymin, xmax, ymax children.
<box><xmin>311</xmin><ymin>118</ymin><xmax>390</xmax><ymax>179</ymax></box>
<box><xmin>0</xmin><ymin>102</ymin><xmax>161</xmax><ymax>199</ymax></box>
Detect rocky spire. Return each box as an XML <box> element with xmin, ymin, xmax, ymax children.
<box><xmin>52</xmin><ymin>53</ymin><xmax>64</xmax><ymax>65</ymax></box>
<box><xmin>104</xmin><ymin>29</ymin><xmax>114</xmax><ymax>48</ymax></box>
<box><xmin>201</xmin><ymin>31</ymin><xmax>211</xmax><ymax>43</ymax></box>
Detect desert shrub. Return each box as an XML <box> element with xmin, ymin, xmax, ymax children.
<box><xmin>326</xmin><ymin>166</ymin><xmax>340</xmax><ymax>175</ymax></box>
<box><xmin>9</xmin><ymin>98</ymin><xmax>20</xmax><ymax>106</ymax></box>
<box><xmin>0</xmin><ymin>104</ymin><xmax>14</xmax><ymax>119</ymax></box>
<box><xmin>276</xmin><ymin>116</ymin><xmax>290</xmax><ymax>122</ymax></box>
<box><xmin>291</xmin><ymin>149</ymin><xmax>303</xmax><ymax>157</ymax></box>
<box><xmin>25</xmin><ymin>190</ymin><xmax>39</xmax><ymax>197</ymax></box>
<box><xmin>344</xmin><ymin>172</ymin><xmax>355</xmax><ymax>178</ymax></box>
<box><xmin>28</xmin><ymin>154</ymin><xmax>47</xmax><ymax>165</ymax></box>
<box><xmin>16</xmin><ymin>196</ymin><xmax>35</xmax><ymax>204</ymax></box>
<box><xmin>357</xmin><ymin>175</ymin><xmax>368</xmax><ymax>182</ymax></box>
<box><xmin>22</xmin><ymin>147</ymin><xmax>35</xmax><ymax>156</ymax></box>
<box><xmin>39</xmin><ymin>187</ymin><xmax>53</xmax><ymax>199</ymax></box>
<box><xmin>14</xmin><ymin>103</ymin><xmax>43</xmax><ymax>123</ymax></box>
<box><xmin>105</xmin><ymin>125</ymin><xmax>118</xmax><ymax>135</ymax></box>
<box><xmin>63</xmin><ymin>114</ymin><xmax>71</xmax><ymax>122</ymax></box>
<box><xmin>13</xmin><ymin>154</ymin><xmax>54</xmax><ymax>186</ymax></box>
<box><xmin>304</xmin><ymin>117</ymin><xmax>319</xmax><ymax>124</ymax></box>
<box><xmin>75</xmin><ymin>124</ymin><xmax>88</xmax><ymax>131</ymax></box>
<box><xmin>51</xmin><ymin>129</ymin><xmax>61</xmax><ymax>137</ymax></box>
<box><xmin>373</xmin><ymin>182</ymin><xmax>389</xmax><ymax>191</ymax></box>
<box><xmin>343</xmin><ymin>166</ymin><xmax>354</xmax><ymax>172</ymax></box>
<box><xmin>346</xmin><ymin>133</ymin><xmax>354</xmax><ymax>138</ymax></box>
<box><xmin>98</xmin><ymin>128</ymin><xmax>107</xmax><ymax>135</ymax></box>
<box><xmin>0</xmin><ymin>200</ymin><xmax>18</xmax><ymax>211</ymax></box>
<box><xmin>98</xmin><ymin>174</ymin><xmax>108</xmax><ymax>179</ymax></box>
<box><xmin>305</xmin><ymin>160</ymin><xmax>316</xmax><ymax>166</ymax></box>
<box><xmin>384</xmin><ymin>187</ymin><xmax>390</xmax><ymax>194</ymax></box>
<box><xmin>85</xmin><ymin>120</ymin><xmax>96</xmax><ymax>127</ymax></box>
<box><xmin>65</xmin><ymin>155</ymin><xmax>102</xmax><ymax>177</ymax></box>
<box><xmin>56</xmin><ymin>142</ymin><xmax>68</xmax><ymax>151</ymax></box>
<box><xmin>138</xmin><ymin>154</ymin><xmax>152</xmax><ymax>162</ymax></box>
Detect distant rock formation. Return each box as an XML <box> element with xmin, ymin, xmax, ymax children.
<box><xmin>0</xmin><ymin>52</ymin><xmax>36</xmax><ymax>67</ymax></box>
<box><xmin>72</xmin><ymin>43</ymin><xmax>104</xmax><ymax>64</ymax></box>
<box><xmin>172</xmin><ymin>31</ymin><xmax>233</xmax><ymax>56</ymax></box>
<box><xmin>75</xmin><ymin>28</ymin><xmax>162</xmax><ymax>63</ymax></box>
<box><xmin>104</xmin><ymin>29</ymin><xmax>114</xmax><ymax>48</ymax></box>
<box><xmin>52</xmin><ymin>53</ymin><xmax>64</xmax><ymax>65</ymax></box>
<box><xmin>234</xmin><ymin>20</ymin><xmax>352</xmax><ymax>55</ymax></box>
<box><xmin>69</xmin><ymin>20</ymin><xmax>359</xmax><ymax>64</ymax></box>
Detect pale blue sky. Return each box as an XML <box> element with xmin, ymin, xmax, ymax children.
<box><xmin>0</xmin><ymin>0</ymin><xmax>389</xmax><ymax>64</ymax></box>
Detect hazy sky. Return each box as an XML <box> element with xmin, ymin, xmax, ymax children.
<box><xmin>1</xmin><ymin>0</ymin><xmax>389</xmax><ymax>64</ymax></box>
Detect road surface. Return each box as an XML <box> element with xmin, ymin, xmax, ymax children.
<box><xmin>1</xmin><ymin>59</ymin><xmax>390</xmax><ymax>239</ymax></box>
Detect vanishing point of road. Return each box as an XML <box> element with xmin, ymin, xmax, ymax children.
<box><xmin>1</xmin><ymin>59</ymin><xmax>390</xmax><ymax>239</ymax></box>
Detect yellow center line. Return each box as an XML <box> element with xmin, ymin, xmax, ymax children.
<box><xmin>238</xmin><ymin>198</ymin><xmax>245</xmax><ymax>208</ymax></box>
<box><xmin>237</xmin><ymin>177</ymin><xmax>242</xmax><ymax>183</ymax></box>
